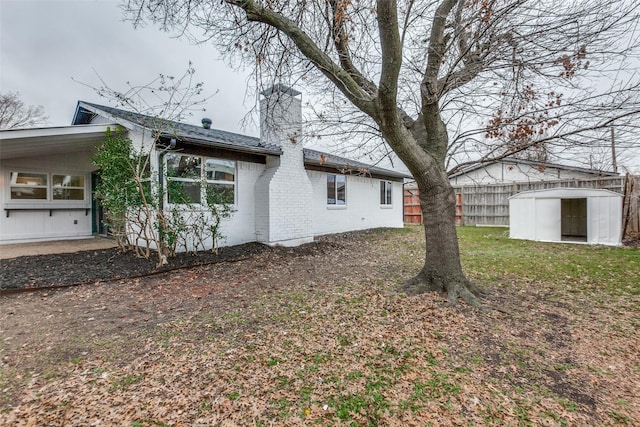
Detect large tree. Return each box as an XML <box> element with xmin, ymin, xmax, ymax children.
<box><xmin>0</xmin><ymin>92</ymin><xmax>48</xmax><ymax>129</ymax></box>
<box><xmin>124</xmin><ymin>0</ymin><xmax>640</xmax><ymax>306</ymax></box>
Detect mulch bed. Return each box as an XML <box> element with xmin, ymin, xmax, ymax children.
<box><xmin>0</xmin><ymin>235</ymin><xmax>353</xmax><ymax>291</ymax></box>
<box><xmin>0</xmin><ymin>243</ymin><xmax>269</xmax><ymax>291</ymax></box>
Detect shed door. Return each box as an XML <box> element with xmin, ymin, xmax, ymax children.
<box><xmin>561</xmin><ymin>198</ymin><xmax>587</xmax><ymax>241</ymax></box>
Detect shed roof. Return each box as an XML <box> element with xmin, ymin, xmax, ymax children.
<box><xmin>509</xmin><ymin>187</ymin><xmax>622</xmax><ymax>200</ymax></box>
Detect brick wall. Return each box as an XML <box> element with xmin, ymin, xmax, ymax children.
<box><xmin>254</xmin><ymin>88</ymin><xmax>314</xmax><ymax>246</ymax></box>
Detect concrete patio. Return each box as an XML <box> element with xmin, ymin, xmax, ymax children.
<box><xmin>0</xmin><ymin>237</ymin><xmax>117</xmax><ymax>260</ymax></box>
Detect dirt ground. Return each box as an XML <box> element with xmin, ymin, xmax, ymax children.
<box><xmin>0</xmin><ymin>232</ymin><xmax>375</xmax><ymax>402</ymax></box>
<box><xmin>0</xmin><ymin>235</ymin><xmax>349</xmax><ymax>361</ymax></box>
<box><xmin>1</xmin><ymin>228</ymin><xmax>638</xmax><ymax>426</ymax></box>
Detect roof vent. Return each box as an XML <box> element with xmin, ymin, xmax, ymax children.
<box><xmin>201</xmin><ymin>118</ymin><xmax>212</xmax><ymax>129</ymax></box>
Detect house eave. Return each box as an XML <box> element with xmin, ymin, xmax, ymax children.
<box><xmin>303</xmin><ymin>160</ymin><xmax>409</xmax><ymax>181</ymax></box>
<box><xmin>163</xmin><ymin>134</ymin><xmax>282</xmax><ymax>157</ymax></box>
<box><xmin>0</xmin><ymin>124</ymin><xmax>117</xmax><ymax>160</ymax></box>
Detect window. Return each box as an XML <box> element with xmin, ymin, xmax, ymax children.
<box><xmin>327</xmin><ymin>174</ymin><xmax>346</xmax><ymax>205</ymax></box>
<box><xmin>52</xmin><ymin>175</ymin><xmax>85</xmax><ymax>200</ymax></box>
<box><xmin>380</xmin><ymin>180</ymin><xmax>392</xmax><ymax>205</ymax></box>
<box><xmin>165</xmin><ymin>153</ymin><xmax>235</xmax><ymax>205</ymax></box>
<box><xmin>166</xmin><ymin>154</ymin><xmax>202</xmax><ymax>204</ymax></box>
<box><xmin>205</xmin><ymin>158</ymin><xmax>235</xmax><ymax>205</ymax></box>
<box><xmin>10</xmin><ymin>172</ymin><xmax>48</xmax><ymax>200</ymax></box>
<box><xmin>9</xmin><ymin>172</ymin><xmax>87</xmax><ymax>202</ymax></box>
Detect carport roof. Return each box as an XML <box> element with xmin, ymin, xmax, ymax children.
<box><xmin>0</xmin><ymin>124</ymin><xmax>115</xmax><ymax>160</ymax></box>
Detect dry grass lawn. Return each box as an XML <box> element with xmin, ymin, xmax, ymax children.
<box><xmin>1</xmin><ymin>226</ymin><xmax>638</xmax><ymax>426</ymax></box>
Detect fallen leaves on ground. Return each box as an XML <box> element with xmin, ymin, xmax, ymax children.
<box><xmin>1</xmin><ymin>227</ymin><xmax>638</xmax><ymax>426</ymax></box>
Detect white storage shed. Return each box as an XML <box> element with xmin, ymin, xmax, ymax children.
<box><xmin>509</xmin><ymin>188</ymin><xmax>622</xmax><ymax>246</ymax></box>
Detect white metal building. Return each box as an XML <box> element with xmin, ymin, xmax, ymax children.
<box><xmin>509</xmin><ymin>188</ymin><xmax>622</xmax><ymax>246</ymax></box>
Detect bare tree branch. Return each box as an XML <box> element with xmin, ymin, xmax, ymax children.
<box><xmin>0</xmin><ymin>92</ymin><xmax>48</xmax><ymax>129</ymax></box>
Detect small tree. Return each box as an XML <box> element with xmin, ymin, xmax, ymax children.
<box><xmin>92</xmin><ymin>128</ymin><xmax>157</xmax><ymax>257</ymax></box>
<box><xmin>88</xmin><ymin>66</ymin><xmax>233</xmax><ymax>266</ymax></box>
<box><xmin>0</xmin><ymin>92</ymin><xmax>48</xmax><ymax>129</ymax></box>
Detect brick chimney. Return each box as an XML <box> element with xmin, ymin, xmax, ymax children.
<box><xmin>254</xmin><ymin>85</ymin><xmax>313</xmax><ymax>246</ymax></box>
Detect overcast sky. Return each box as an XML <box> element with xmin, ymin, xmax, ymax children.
<box><xmin>1</xmin><ymin>0</ymin><xmax>638</xmax><ymax>173</ymax></box>
<box><xmin>0</xmin><ymin>0</ymin><xmax>259</xmax><ymax>135</ymax></box>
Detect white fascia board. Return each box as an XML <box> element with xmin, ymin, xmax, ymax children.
<box><xmin>0</xmin><ymin>123</ymin><xmax>116</xmax><ymax>141</ymax></box>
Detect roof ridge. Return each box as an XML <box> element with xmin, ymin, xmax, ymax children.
<box><xmin>78</xmin><ymin>101</ymin><xmax>261</xmax><ymax>142</ymax></box>
<box><xmin>75</xmin><ymin>102</ymin><xmax>410</xmax><ymax>179</ymax></box>
<box><xmin>450</xmin><ymin>157</ymin><xmax>618</xmax><ymax>178</ymax></box>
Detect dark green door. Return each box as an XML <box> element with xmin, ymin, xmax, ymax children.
<box><xmin>91</xmin><ymin>172</ymin><xmax>107</xmax><ymax>235</ymax></box>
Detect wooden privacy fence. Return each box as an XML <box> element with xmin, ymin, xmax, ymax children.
<box><xmin>404</xmin><ymin>175</ymin><xmax>640</xmax><ymax>239</ymax></box>
<box><xmin>403</xmin><ymin>188</ymin><xmax>422</xmax><ymax>224</ymax></box>
<box><xmin>622</xmin><ymin>175</ymin><xmax>640</xmax><ymax>239</ymax></box>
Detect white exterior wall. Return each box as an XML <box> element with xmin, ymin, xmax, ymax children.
<box><xmin>451</xmin><ymin>162</ymin><xmax>605</xmax><ymax>186</ymax></box>
<box><xmin>534</xmin><ymin>199</ymin><xmax>561</xmax><ymax>242</ymax></box>
<box><xmin>308</xmin><ymin>171</ymin><xmax>404</xmax><ymax>235</ymax></box>
<box><xmin>89</xmin><ymin>110</ymin><xmax>154</xmax><ymax>154</ymax></box>
<box><xmin>508</xmin><ymin>198</ymin><xmax>535</xmax><ymax>240</ymax></box>
<box><xmin>155</xmin><ymin>160</ymin><xmax>266</xmax><ymax>252</ymax></box>
<box><xmin>0</xmin><ymin>151</ymin><xmax>96</xmax><ymax>244</ymax></box>
<box><xmin>509</xmin><ymin>188</ymin><xmax>622</xmax><ymax>246</ymax></box>
<box><xmin>219</xmin><ymin>161</ymin><xmax>265</xmax><ymax>246</ymax></box>
<box><xmin>587</xmin><ymin>196</ymin><xmax>623</xmax><ymax>245</ymax></box>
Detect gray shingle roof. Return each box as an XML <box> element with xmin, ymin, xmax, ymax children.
<box><xmin>449</xmin><ymin>157</ymin><xmax>618</xmax><ymax>179</ymax></box>
<box><xmin>73</xmin><ymin>102</ymin><xmax>282</xmax><ymax>156</ymax></box>
<box><xmin>303</xmin><ymin>148</ymin><xmax>410</xmax><ymax>179</ymax></box>
<box><xmin>73</xmin><ymin>101</ymin><xmax>410</xmax><ymax>179</ymax></box>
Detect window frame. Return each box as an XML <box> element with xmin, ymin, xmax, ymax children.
<box><xmin>380</xmin><ymin>180</ymin><xmax>393</xmax><ymax>206</ymax></box>
<box><xmin>327</xmin><ymin>173</ymin><xmax>347</xmax><ymax>207</ymax></box>
<box><xmin>52</xmin><ymin>174</ymin><xmax>86</xmax><ymax>201</ymax></box>
<box><xmin>164</xmin><ymin>153</ymin><xmax>236</xmax><ymax>206</ymax></box>
<box><xmin>204</xmin><ymin>158</ymin><xmax>236</xmax><ymax>206</ymax></box>
<box><xmin>8</xmin><ymin>171</ymin><xmax>88</xmax><ymax>203</ymax></box>
<box><xmin>9</xmin><ymin>171</ymin><xmax>48</xmax><ymax>201</ymax></box>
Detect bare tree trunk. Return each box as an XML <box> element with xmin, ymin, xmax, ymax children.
<box><xmin>402</xmin><ymin>167</ymin><xmax>482</xmax><ymax>308</ymax></box>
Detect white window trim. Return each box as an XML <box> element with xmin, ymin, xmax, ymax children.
<box><xmin>380</xmin><ymin>180</ymin><xmax>393</xmax><ymax>207</ymax></box>
<box><xmin>164</xmin><ymin>154</ymin><xmax>237</xmax><ymax>207</ymax></box>
<box><xmin>327</xmin><ymin>173</ymin><xmax>347</xmax><ymax>207</ymax></box>
<box><xmin>8</xmin><ymin>170</ymin><xmax>88</xmax><ymax>203</ymax></box>
<box><xmin>52</xmin><ymin>173</ymin><xmax>86</xmax><ymax>201</ymax></box>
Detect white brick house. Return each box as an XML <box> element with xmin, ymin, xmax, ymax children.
<box><xmin>0</xmin><ymin>86</ymin><xmax>408</xmax><ymax>247</ymax></box>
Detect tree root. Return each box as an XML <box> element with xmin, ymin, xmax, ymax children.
<box><xmin>401</xmin><ymin>271</ymin><xmax>486</xmax><ymax>311</ymax></box>
<box><xmin>401</xmin><ymin>271</ymin><xmax>442</xmax><ymax>295</ymax></box>
<box><xmin>447</xmin><ymin>282</ymin><xmax>487</xmax><ymax>312</ymax></box>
